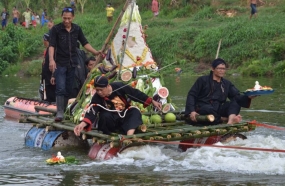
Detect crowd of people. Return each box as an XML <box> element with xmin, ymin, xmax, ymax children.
<box><xmin>0</xmin><ymin>6</ymin><xmax>50</xmax><ymax>30</ymax></box>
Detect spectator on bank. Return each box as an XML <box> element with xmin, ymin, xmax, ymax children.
<box><xmin>250</xmin><ymin>0</ymin><xmax>257</xmax><ymax>19</ymax></box>
<box><xmin>106</xmin><ymin>3</ymin><xmax>115</xmax><ymax>23</ymax></box>
<box><xmin>31</xmin><ymin>12</ymin><xmax>37</xmax><ymax>28</ymax></box>
<box><xmin>41</xmin><ymin>9</ymin><xmax>48</xmax><ymax>28</ymax></box>
<box><xmin>22</xmin><ymin>8</ymin><xmax>31</xmax><ymax>29</ymax></box>
<box><xmin>1</xmin><ymin>8</ymin><xmax>9</xmax><ymax>30</ymax></box>
<box><xmin>151</xmin><ymin>0</ymin><xmax>159</xmax><ymax>18</ymax></box>
<box><xmin>36</xmin><ymin>12</ymin><xmax>40</xmax><ymax>25</ymax></box>
<box><xmin>12</xmin><ymin>7</ymin><xmax>20</xmax><ymax>25</ymax></box>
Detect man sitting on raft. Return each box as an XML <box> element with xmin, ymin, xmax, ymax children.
<box><xmin>74</xmin><ymin>76</ymin><xmax>162</xmax><ymax>136</ymax></box>
<box><xmin>185</xmin><ymin>58</ymin><xmax>256</xmax><ymax>126</ymax></box>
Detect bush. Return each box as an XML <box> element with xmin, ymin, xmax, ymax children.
<box><xmin>0</xmin><ymin>24</ymin><xmax>42</xmax><ymax>75</ymax></box>
<box><xmin>240</xmin><ymin>58</ymin><xmax>273</xmax><ymax>76</ymax></box>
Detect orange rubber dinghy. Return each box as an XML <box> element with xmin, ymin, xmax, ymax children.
<box><xmin>3</xmin><ymin>97</ymin><xmax>56</xmax><ymax>120</ymax></box>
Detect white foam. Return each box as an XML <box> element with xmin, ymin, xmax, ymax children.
<box><xmin>80</xmin><ymin>134</ymin><xmax>285</xmax><ymax>175</ymax></box>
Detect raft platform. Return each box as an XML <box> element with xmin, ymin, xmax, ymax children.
<box><xmin>19</xmin><ymin>106</ymin><xmax>256</xmax><ymax>160</ymax></box>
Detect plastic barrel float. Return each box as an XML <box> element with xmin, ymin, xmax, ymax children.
<box><xmin>178</xmin><ymin>133</ymin><xmax>247</xmax><ymax>151</ymax></box>
<box><xmin>25</xmin><ymin>127</ymin><xmax>87</xmax><ymax>150</ymax></box>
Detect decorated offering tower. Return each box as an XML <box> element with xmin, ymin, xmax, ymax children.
<box><xmin>70</xmin><ymin>1</ymin><xmax>175</xmax><ymax>124</ymax></box>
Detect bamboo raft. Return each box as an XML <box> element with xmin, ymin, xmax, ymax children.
<box><xmin>20</xmin><ymin>106</ymin><xmax>256</xmax><ymax>149</ymax></box>
<box><xmin>17</xmin><ymin>1</ymin><xmax>258</xmax><ymax>160</ymax></box>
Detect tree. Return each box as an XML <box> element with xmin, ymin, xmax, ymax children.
<box><xmin>24</xmin><ymin>0</ymin><xmax>31</xmax><ymax>8</ymax></box>
<box><xmin>77</xmin><ymin>0</ymin><xmax>88</xmax><ymax>14</ymax></box>
<box><xmin>0</xmin><ymin>0</ymin><xmax>10</xmax><ymax>8</ymax></box>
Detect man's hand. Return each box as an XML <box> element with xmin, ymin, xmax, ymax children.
<box><xmin>49</xmin><ymin>59</ymin><xmax>56</xmax><ymax>72</ymax></box>
<box><xmin>74</xmin><ymin>122</ymin><xmax>87</xmax><ymax>136</ymax></box>
<box><xmin>152</xmin><ymin>100</ymin><xmax>162</xmax><ymax>110</ymax></box>
<box><xmin>50</xmin><ymin>77</ymin><xmax>55</xmax><ymax>85</ymax></box>
<box><xmin>95</xmin><ymin>50</ymin><xmax>103</xmax><ymax>56</ymax></box>
<box><xmin>190</xmin><ymin>111</ymin><xmax>199</xmax><ymax>122</ymax></box>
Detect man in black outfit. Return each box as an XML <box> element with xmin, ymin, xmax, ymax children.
<box><xmin>185</xmin><ymin>58</ymin><xmax>255</xmax><ymax>126</ymax></box>
<box><xmin>49</xmin><ymin>7</ymin><xmax>101</xmax><ymax>122</ymax></box>
<box><xmin>74</xmin><ymin>76</ymin><xmax>162</xmax><ymax>136</ymax></box>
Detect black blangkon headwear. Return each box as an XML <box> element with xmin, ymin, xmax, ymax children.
<box><xmin>212</xmin><ymin>58</ymin><xmax>226</xmax><ymax>68</ymax></box>
<box><xmin>94</xmin><ymin>76</ymin><xmax>108</xmax><ymax>88</ymax></box>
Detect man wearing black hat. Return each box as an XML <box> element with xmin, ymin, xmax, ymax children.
<box><xmin>74</xmin><ymin>76</ymin><xmax>162</xmax><ymax>136</ymax></box>
<box><xmin>184</xmin><ymin>58</ymin><xmax>254</xmax><ymax>126</ymax></box>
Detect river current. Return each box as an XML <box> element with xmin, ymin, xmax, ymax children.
<box><xmin>0</xmin><ymin>74</ymin><xmax>284</xmax><ymax>185</ymax></box>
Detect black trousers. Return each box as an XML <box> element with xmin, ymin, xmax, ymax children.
<box><xmin>189</xmin><ymin>100</ymin><xmax>241</xmax><ymax>126</ymax></box>
<box><xmin>98</xmin><ymin>108</ymin><xmax>142</xmax><ymax>135</ymax></box>
<box><xmin>45</xmin><ymin>84</ymin><xmax>56</xmax><ymax>102</ymax></box>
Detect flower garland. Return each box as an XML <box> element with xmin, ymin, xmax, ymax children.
<box><xmin>111</xmin><ymin>42</ymin><xmax>149</xmax><ymax>66</ymax></box>
<box><xmin>125</xmin><ymin>46</ymin><xmax>148</xmax><ymax>65</ymax></box>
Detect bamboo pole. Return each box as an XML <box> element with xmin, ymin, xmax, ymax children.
<box><xmin>50</xmin><ymin>123</ymin><xmax>111</xmax><ymax>139</ymax></box>
<box><xmin>110</xmin><ymin>123</ymin><xmax>250</xmax><ymax>141</ymax></box>
<box><xmin>36</xmin><ymin>124</ymin><xmax>46</xmax><ymax>128</ymax></box>
<box><xmin>20</xmin><ymin>113</ymin><xmax>53</xmax><ymax>117</ymax></box>
<box><xmin>196</xmin><ymin>115</ymin><xmax>215</xmax><ymax>122</ymax></box>
<box><xmin>26</xmin><ymin>116</ymin><xmax>49</xmax><ymax>124</ymax></box>
<box><xmin>216</xmin><ymin>39</ymin><xmax>222</xmax><ymax>59</ymax></box>
<box><xmin>142</xmin><ymin>111</ymin><xmax>185</xmax><ymax>116</ymax></box>
<box><xmin>146</xmin><ymin>121</ymin><xmax>186</xmax><ymax>128</ymax></box>
<box><xmin>34</xmin><ymin>106</ymin><xmax>57</xmax><ymax>114</ymax></box>
<box><xmin>75</xmin><ymin>0</ymin><xmax>131</xmax><ymax>101</ymax></box>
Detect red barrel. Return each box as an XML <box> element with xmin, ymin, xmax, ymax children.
<box><xmin>88</xmin><ymin>143</ymin><xmax>120</xmax><ymax>160</ymax></box>
<box><xmin>179</xmin><ymin>136</ymin><xmax>222</xmax><ymax>152</ymax></box>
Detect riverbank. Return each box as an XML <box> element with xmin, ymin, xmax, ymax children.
<box><xmin>1</xmin><ymin>0</ymin><xmax>285</xmax><ymax>77</ymax></box>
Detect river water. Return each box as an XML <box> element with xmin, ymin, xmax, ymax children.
<box><xmin>0</xmin><ymin>74</ymin><xmax>285</xmax><ymax>185</ymax></box>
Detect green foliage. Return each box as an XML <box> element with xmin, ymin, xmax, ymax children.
<box><xmin>23</xmin><ymin>59</ymin><xmax>42</xmax><ymax>76</ymax></box>
<box><xmin>193</xmin><ymin>6</ymin><xmax>216</xmax><ymax>20</ymax></box>
<box><xmin>1</xmin><ymin>63</ymin><xmax>21</xmax><ymax>76</ymax></box>
<box><xmin>0</xmin><ymin>24</ymin><xmax>42</xmax><ymax>75</ymax></box>
<box><xmin>240</xmin><ymin>58</ymin><xmax>273</xmax><ymax>76</ymax></box>
<box><xmin>273</xmin><ymin>61</ymin><xmax>285</xmax><ymax>76</ymax></box>
<box><xmin>2</xmin><ymin>0</ymin><xmax>285</xmax><ymax>77</ymax></box>
<box><xmin>268</xmin><ymin>39</ymin><xmax>285</xmax><ymax>62</ymax></box>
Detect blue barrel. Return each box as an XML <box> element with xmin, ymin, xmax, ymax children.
<box><xmin>34</xmin><ymin>128</ymin><xmax>48</xmax><ymax>148</ymax></box>
<box><xmin>25</xmin><ymin>127</ymin><xmax>46</xmax><ymax>147</ymax></box>
<box><xmin>41</xmin><ymin>130</ymin><xmax>64</xmax><ymax>150</ymax></box>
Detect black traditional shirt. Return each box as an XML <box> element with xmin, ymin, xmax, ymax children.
<box><xmin>83</xmin><ymin>82</ymin><xmax>152</xmax><ymax>131</ymax></box>
<box><xmin>185</xmin><ymin>72</ymin><xmax>251</xmax><ymax>117</ymax></box>
<box><xmin>49</xmin><ymin>23</ymin><xmax>89</xmax><ymax>67</ymax></box>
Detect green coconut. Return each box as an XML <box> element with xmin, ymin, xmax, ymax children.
<box><xmin>150</xmin><ymin>114</ymin><xmax>162</xmax><ymax>124</ymax></box>
<box><xmin>164</xmin><ymin>113</ymin><xmax>176</xmax><ymax>123</ymax></box>
<box><xmin>141</xmin><ymin>115</ymin><xmax>150</xmax><ymax>124</ymax></box>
